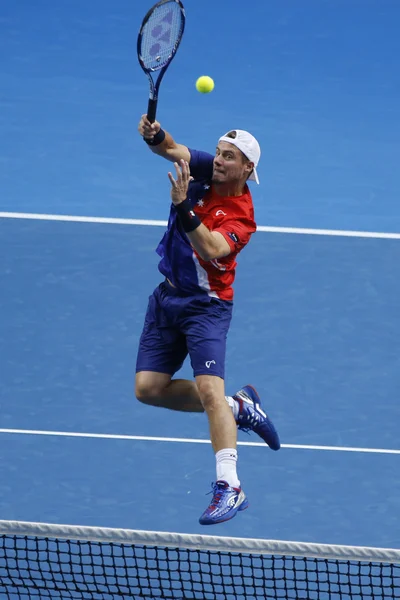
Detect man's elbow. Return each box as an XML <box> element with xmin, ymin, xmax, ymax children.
<box><xmin>198</xmin><ymin>249</ymin><xmax>214</xmax><ymax>262</ymax></box>
<box><xmin>198</xmin><ymin>247</ymin><xmax>230</xmax><ymax>262</ymax></box>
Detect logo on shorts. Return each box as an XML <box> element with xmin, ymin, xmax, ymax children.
<box><xmin>205</xmin><ymin>360</ymin><xmax>216</xmax><ymax>368</ymax></box>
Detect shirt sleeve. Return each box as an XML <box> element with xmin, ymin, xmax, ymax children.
<box><xmin>213</xmin><ymin>217</ymin><xmax>257</xmax><ymax>253</ymax></box>
<box><xmin>188</xmin><ymin>148</ymin><xmax>214</xmax><ymax>180</ymax></box>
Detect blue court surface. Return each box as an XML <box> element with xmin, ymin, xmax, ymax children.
<box><xmin>1</xmin><ymin>0</ymin><xmax>400</xmax><ymax>552</ymax></box>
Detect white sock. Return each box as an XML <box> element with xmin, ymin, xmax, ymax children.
<box><xmin>225</xmin><ymin>395</ymin><xmax>239</xmax><ymax>420</ymax></box>
<box><xmin>216</xmin><ymin>448</ymin><xmax>240</xmax><ymax>489</ymax></box>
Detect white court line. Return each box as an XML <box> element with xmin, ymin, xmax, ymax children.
<box><xmin>1</xmin><ymin>211</ymin><xmax>400</xmax><ymax>239</ymax></box>
<box><xmin>0</xmin><ymin>428</ymin><xmax>399</xmax><ymax>455</ymax></box>
<box><xmin>0</xmin><ymin>212</ymin><xmax>167</xmax><ymax>227</ymax></box>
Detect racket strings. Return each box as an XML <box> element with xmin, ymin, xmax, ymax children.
<box><xmin>140</xmin><ymin>2</ymin><xmax>184</xmax><ymax>71</ymax></box>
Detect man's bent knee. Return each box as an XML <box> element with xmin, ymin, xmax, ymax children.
<box><xmin>135</xmin><ymin>372</ymin><xmax>171</xmax><ymax>405</ymax></box>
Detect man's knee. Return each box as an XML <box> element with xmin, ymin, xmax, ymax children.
<box><xmin>135</xmin><ymin>372</ymin><xmax>170</xmax><ymax>405</ymax></box>
<box><xmin>196</xmin><ymin>377</ymin><xmax>224</xmax><ymax>412</ymax></box>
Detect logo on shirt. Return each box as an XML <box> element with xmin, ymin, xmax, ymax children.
<box><xmin>215</xmin><ymin>210</ymin><xmax>227</xmax><ymax>216</ymax></box>
<box><xmin>228</xmin><ymin>232</ymin><xmax>239</xmax><ymax>243</ymax></box>
<box><xmin>205</xmin><ymin>360</ymin><xmax>216</xmax><ymax>368</ymax></box>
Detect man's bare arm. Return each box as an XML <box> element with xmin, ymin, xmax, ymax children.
<box><xmin>138</xmin><ymin>114</ymin><xmax>190</xmax><ymax>163</ymax></box>
<box><xmin>186</xmin><ymin>226</ymin><xmax>231</xmax><ymax>262</ymax></box>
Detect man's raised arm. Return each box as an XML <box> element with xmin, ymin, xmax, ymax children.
<box><xmin>138</xmin><ymin>114</ymin><xmax>191</xmax><ymax>164</ymax></box>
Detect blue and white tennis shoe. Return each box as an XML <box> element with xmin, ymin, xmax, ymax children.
<box><xmin>199</xmin><ymin>481</ymin><xmax>249</xmax><ymax>525</ymax></box>
<box><xmin>234</xmin><ymin>385</ymin><xmax>280</xmax><ymax>450</ymax></box>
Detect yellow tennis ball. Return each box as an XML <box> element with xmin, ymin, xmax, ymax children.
<box><xmin>196</xmin><ymin>76</ymin><xmax>214</xmax><ymax>94</ymax></box>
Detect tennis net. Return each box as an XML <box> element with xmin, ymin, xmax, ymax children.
<box><xmin>0</xmin><ymin>520</ymin><xmax>399</xmax><ymax>599</ymax></box>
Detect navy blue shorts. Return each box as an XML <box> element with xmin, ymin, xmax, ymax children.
<box><xmin>136</xmin><ymin>281</ymin><xmax>233</xmax><ymax>379</ymax></box>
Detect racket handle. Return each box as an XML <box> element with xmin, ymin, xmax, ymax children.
<box><xmin>147</xmin><ymin>98</ymin><xmax>157</xmax><ymax>124</ymax></box>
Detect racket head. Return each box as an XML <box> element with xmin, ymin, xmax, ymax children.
<box><xmin>137</xmin><ymin>0</ymin><xmax>185</xmax><ymax>76</ymax></box>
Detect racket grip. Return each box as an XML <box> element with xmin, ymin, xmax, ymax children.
<box><xmin>146</xmin><ymin>98</ymin><xmax>157</xmax><ymax>124</ymax></box>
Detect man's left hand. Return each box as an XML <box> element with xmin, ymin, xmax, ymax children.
<box><xmin>168</xmin><ymin>159</ymin><xmax>193</xmax><ymax>205</ymax></box>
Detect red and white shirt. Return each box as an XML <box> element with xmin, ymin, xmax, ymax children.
<box><xmin>156</xmin><ymin>148</ymin><xmax>257</xmax><ymax>301</ymax></box>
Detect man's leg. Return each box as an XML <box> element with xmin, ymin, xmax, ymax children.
<box><xmin>195</xmin><ymin>373</ymin><xmax>248</xmax><ymax>525</ymax></box>
<box><xmin>135</xmin><ymin>371</ymin><xmax>204</xmax><ymax>412</ymax></box>
<box><xmin>179</xmin><ymin>300</ymin><xmax>248</xmax><ymax>525</ymax></box>
<box><xmin>195</xmin><ymin>374</ymin><xmax>236</xmax><ymax>453</ymax></box>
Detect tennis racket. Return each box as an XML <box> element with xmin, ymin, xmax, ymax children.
<box><xmin>137</xmin><ymin>0</ymin><xmax>185</xmax><ymax>125</ymax></box>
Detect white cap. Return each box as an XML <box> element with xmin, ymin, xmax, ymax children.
<box><xmin>218</xmin><ymin>129</ymin><xmax>261</xmax><ymax>184</ymax></box>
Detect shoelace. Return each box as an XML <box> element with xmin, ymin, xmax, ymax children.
<box><xmin>206</xmin><ymin>483</ymin><xmax>227</xmax><ymax>511</ymax></box>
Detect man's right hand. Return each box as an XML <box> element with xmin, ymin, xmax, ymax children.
<box><xmin>137</xmin><ymin>114</ymin><xmax>191</xmax><ymax>164</ymax></box>
<box><xmin>138</xmin><ymin>114</ymin><xmax>161</xmax><ymax>141</ymax></box>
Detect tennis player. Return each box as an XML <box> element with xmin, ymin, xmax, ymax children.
<box><xmin>135</xmin><ymin>115</ymin><xmax>280</xmax><ymax>525</ymax></box>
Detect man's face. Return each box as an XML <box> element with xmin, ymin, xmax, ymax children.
<box><xmin>212</xmin><ymin>141</ymin><xmax>253</xmax><ymax>185</ymax></box>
